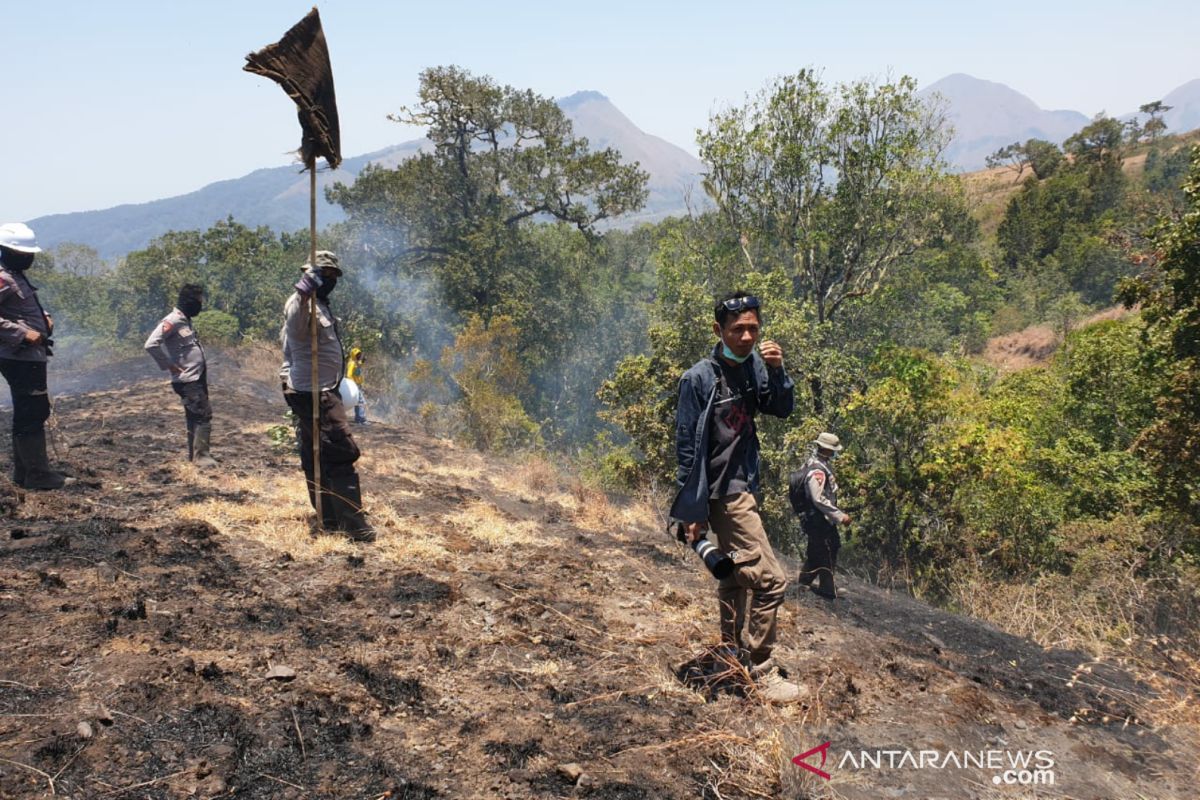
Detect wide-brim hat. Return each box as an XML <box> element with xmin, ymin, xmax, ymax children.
<box><xmin>813</xmin><ymin>432</ymin><xmax>843</xmax><ymax>452</ymax></box>
<box><xmin>301</xmin><ymin>249</ymin><xmax>343</xmax><ymax>276</ymax></box>
<box><xmin>0</xmin><ymin>222</ymin><xmax>42</xmax><ymax>254</ymax></box>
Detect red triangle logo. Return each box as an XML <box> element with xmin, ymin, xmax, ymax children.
<box><xmin>792</xmin><ymin>741</ymin><xmax>833</xmax><ymax>780</ymax></box>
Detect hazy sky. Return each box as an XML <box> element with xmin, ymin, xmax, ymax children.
<box><xmin>5</xmin><ymin>0</ymin><xmax>1196</xmax><ymax>222</ymax></box>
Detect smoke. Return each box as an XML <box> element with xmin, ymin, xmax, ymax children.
<box><xmin>334</xmin><ymin>224</ymin><xmax>460</xmax><ymax>424</ymax></box>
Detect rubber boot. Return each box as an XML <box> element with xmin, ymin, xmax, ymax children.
<box><xmin>307</xmin><ymin>476</ymin><xmax>341</xmax><ymax>531</ymax></box>
<box><xmin>813</xmin><ymin>550</ymin><xmax>838</xmax><ymax>599</ymax></box>
<box><xmin>13</xmin><ymin>432</ymin><xmax>74</xmax><ymax>490</ymax></box>
<box><xmin>11</xmin><ymin>439</ymin><xmax>24</xmax><ymax>485</ymax></box>
<box><xmin>326</xmin><ymin>470</ymin><xmax>375</xmax><ymax>542</ymax></box>
<box><xmin>191</xmin><ymin>423</ymin><xmax>219</xmax><ymax>468</ymax></box>
<box><xmin>186</xmin><ymin>423</ymin><xmax>195</xmax><ymax>462</ymax></box>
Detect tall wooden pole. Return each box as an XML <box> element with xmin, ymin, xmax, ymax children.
<box><xmin>309</xmin><ymin>158</ymin><xmax>323</xmax><ymax>528</ymax></box>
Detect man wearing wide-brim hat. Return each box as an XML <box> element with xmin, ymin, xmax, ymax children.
<box><xmin>788</xmin><ymin>432</ymin><xmax>851</xmax><ymax>598</ymax></box>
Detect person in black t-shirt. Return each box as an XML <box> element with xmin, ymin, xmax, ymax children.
<box><xmin>670</xmin><ymin>291</ymin><xmax>802</xmax><ymax>704</ymax></box>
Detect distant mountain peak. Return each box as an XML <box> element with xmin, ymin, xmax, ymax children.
<box><xmin>918</xmin><ymin>73</ymin><xmax>1091</xmax><ymax>171</ymax></box>
<box><xmin>557</xmin><ymin>90</ymin><xmax>610</xmax><ymax>108</ymax></box>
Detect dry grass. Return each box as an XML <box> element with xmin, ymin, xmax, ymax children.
<box><xmin>950</xmin><ymin>566</ymin><xmax>1200</xmax><ymax>731</ymax></box>
<box><xmin>961</xmin><ymin>164</ymin><xmax>1033</xmax><ymax>238</ymax></box>
<box><xmin>981</xmin><ymin>305</ymin><xmax>1135</xmax><ymax>372</ymax></box>
<box><xmin>174</xmin><ymin>464</ymin><xmax>454</xmax><ymax>564</ymax></box>
<box><xmin>512</xmin><ymin>453</ymin><xmax>563</xmax><ymax>497</ymax></box>
<box><xmin>443</xmin><ymin>500</ymin><xmax>541</xmax><ymax>548</ymax></box>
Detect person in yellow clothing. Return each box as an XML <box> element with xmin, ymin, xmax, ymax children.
<box><xmin>346</xmin><ymin>347</ymin><xmax>366</xmax><ymax>424</ymax></box>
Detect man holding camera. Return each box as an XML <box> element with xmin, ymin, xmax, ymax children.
<box><xmin>0</xmin><ymin>223</ymin><xmax>73</xmax><ymax>490</ymax></box>
<box><xmin>671</xmin><ymin>291</ymin><xmax>802</xmax><ymax>704</ymax></box>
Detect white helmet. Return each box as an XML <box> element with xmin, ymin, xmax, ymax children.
<box><xmin>0</xmin><ymin>223</ymin><xmax>42</xmax><ymax>254</ymax></box>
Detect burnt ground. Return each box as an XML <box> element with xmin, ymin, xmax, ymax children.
<box><xmin>0</xmin><ymin>356</ymin><xmax>1197</xmax><ymax>799</ymax></box>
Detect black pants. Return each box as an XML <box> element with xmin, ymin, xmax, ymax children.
<box><xmin>284</xmin><ymin>387</ymin><xmax>362</xmax><ymax>517</ymax></box>
<box><xmin>172</xmin><ymin>373</ymin><xmax>212</xmax><ymax>428</ymax></box>
<box><xmin>0</xmin><ymin>359</ymin><xmax>50</xmax><ymax>435</ymax></box>
<box><xmin>801</xmin><ymin>512</ymin><xmax>841</xmax><ymax>573</ymax></box>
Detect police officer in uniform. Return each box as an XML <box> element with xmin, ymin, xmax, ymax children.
<box><xmin>144</xmin><ymin>284</ymin><xmax>217</xmax><ymax>467</ymax></box>
<box><xmin>0</xmin><ymin>222</ymin><xmax>73</xmax><ymax>490</ymax></box>
<box><xmin>789</xmin><ymin>432</ymin><xmax>851</xmax><ymax>599</ymax></box>
<box><xmin>282</xmin><ymin>251</ymin><xmax>374</xmax><ymax>541</ymax></box>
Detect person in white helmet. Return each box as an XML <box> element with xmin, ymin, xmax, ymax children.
<box><xmin>0</xmin><ymin>223</ymin><xmax>73</xmax><ymax>489</ymax></box>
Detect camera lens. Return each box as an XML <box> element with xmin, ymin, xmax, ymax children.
<box><xmin>693</xmin><ymin>539</ymin><xmax>734</xmax><ymax>580</ymax></box>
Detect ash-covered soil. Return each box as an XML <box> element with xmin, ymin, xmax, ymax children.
<box><xmin>0</xmin><ymin>360</ymin><xmax>1196</xmax><ymax>799</ymax></box>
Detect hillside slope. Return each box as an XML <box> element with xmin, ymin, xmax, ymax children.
<box><xmin>0</xmin><ymin>356</ymin><xmax>1195</xmax><ymax>799</ymax></box>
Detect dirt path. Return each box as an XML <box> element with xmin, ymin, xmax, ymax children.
<box><xmin>0</xmin><ymin>372</ymin><xmax>1195</xmax><ymax>799</ymax></box>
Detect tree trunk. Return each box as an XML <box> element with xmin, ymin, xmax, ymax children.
<box><xmin>810</xmin><ymin>374</ymin><xmax>825</xmax><ymax>415</ymax></box>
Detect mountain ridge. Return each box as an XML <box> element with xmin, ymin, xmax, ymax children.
<box><xmin>29</xmin><ymin>93</ymin><xmax>706</xmax><ymax>258</ymax></box>
<box><xmin>29</xmin><ymin>77</ymin><xmax>1200</xmax><ymax>257</ymax></box>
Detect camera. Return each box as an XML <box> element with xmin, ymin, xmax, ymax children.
<box><xmin>675</xmin><ymin>523</ymin><xmax>734</xmax><ymax>580</ymax></box>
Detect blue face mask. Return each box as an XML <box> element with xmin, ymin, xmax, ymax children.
<box><xmin>721</xmin><ymin>343</ymin><xmax>751</xmax><ymax>364</ymax></box>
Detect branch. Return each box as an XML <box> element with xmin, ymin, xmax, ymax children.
<box><xmin>503</xmin><ymin>205</ymin><xmax>551</xmax><ymax>226</ymax></box>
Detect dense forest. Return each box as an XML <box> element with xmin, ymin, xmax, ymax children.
<box><xmin>35</xmin><ymin>66</ymin><xmax>1200</xmax><ymax>668</ymax></box>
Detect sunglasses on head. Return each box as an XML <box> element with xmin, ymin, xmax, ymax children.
<box><xmin>716</xmin><ymin>295</ymin><xmax>761</xmax><ymax>321</ymax></box>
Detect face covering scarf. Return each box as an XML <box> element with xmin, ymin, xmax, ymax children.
<box><xmin>721</xmin><ymin>343</ymin><xmax>750</xmax><ymax>363</ymax></box>
<box><xmin>1</xmin><ymin>251</ymin><xmax>35</xmax><ymax>271</ymax></box>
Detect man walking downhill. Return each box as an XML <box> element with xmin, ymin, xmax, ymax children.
<box><xmin>789</xmin><ymin>432</ymin><xmax>851</xmax><ymax>599</ymax></box>
<box><xmin>671</xmin><ymin>291</ymin><xmax>803</xmax><ymax>704</ymax></box>
<box><xmin>281</xmin><ymin>250</ymin><xmax>375</xmax><ymax>542</ymax></box>
<box><xmin>0</xmin><ymin>223</ymin><xmax>73</xmax><ymax>490</ymax></box>
<box><xmin>144</xmin><ymin>284</ymin><xmax>217</xmax><ymax>467</ymax></box>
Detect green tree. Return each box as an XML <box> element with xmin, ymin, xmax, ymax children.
<box><xmin>986</xmin><ymin>139</ymin><xmax>1063</xmax><ymax>183</ymax></box>
<box><xmin>328</xmin><ymin>65</ymin><xmax>648</xmax><ymax>323</ymax></box>
<box><xmin>1138</xmin><ymin>100</ymin><xmax>1172</xmax><ymax>144</ymax></box>
<box><xmin>1065</xmin><ymin>116</ymin><xmax>1129</xmax><ymax>167</ymax></box>
<box><xmin>1119</xmin><ymin>144</ymin><xmax>1200</xmax><ymax>523</ymax></box>
<box><xmin>440</xmin><ymin>315</ymin><xmax>542</xmax><ymax>451</ymax></box>
<box><xmin>697</xmin><ymin>69</ymin><xmax>954</xmax><ymax>411</ymax></box>
<box><xmin>1023</xmin><ymin>139</ymin><xmax>1065</xmax><ymax>180</ymax></box>
<box><xmin>986</xmin><ymin>141</ymin><xmax>1027</xmax><ymax>181</ymax></box>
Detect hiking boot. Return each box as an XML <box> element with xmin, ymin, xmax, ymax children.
<box><xmin>751</xmin><ymin>659</ymin><xmax>804</xmax><ymax>705</ymax></box>
<box><xmin>796</xmin><ymin>561</ymin><xmax>818</xmax><ymax>587</ymax></box>
<box><xmin>812</xmin><ymin>573</ymin><xmax>836</xmax><ymax>599</ymax></box>
<box><xmin>191</xmin><ymin>423</ymin><xmax>219</xmax><ymax>468</ymax></box>
<box><xmin>13</xmin><ymin>432</ymin><xmax>74</xmax><ymax>490</ymax></box>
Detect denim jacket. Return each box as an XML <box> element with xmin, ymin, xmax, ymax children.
<box><xmin>669</xmin><ymin>343</ymin><xmax>795</xmax><ymax>523</ymax></box>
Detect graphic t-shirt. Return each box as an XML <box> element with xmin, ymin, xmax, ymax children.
<box><xmin>706</xmin><ymin>359</ymin><xmax>756</xmax><ymax>499</ymax></box>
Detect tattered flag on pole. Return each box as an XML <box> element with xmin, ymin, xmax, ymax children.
<box><xmin>244</xmin><ymin>7</ymin><xmax>342</xmax><ymax>169</ymax></box>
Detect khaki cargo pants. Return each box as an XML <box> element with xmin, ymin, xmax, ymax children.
<box><xmin>709</xmin><ymin>492</ymin><xmax>788</xmax><ymax>665</ymax></box>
